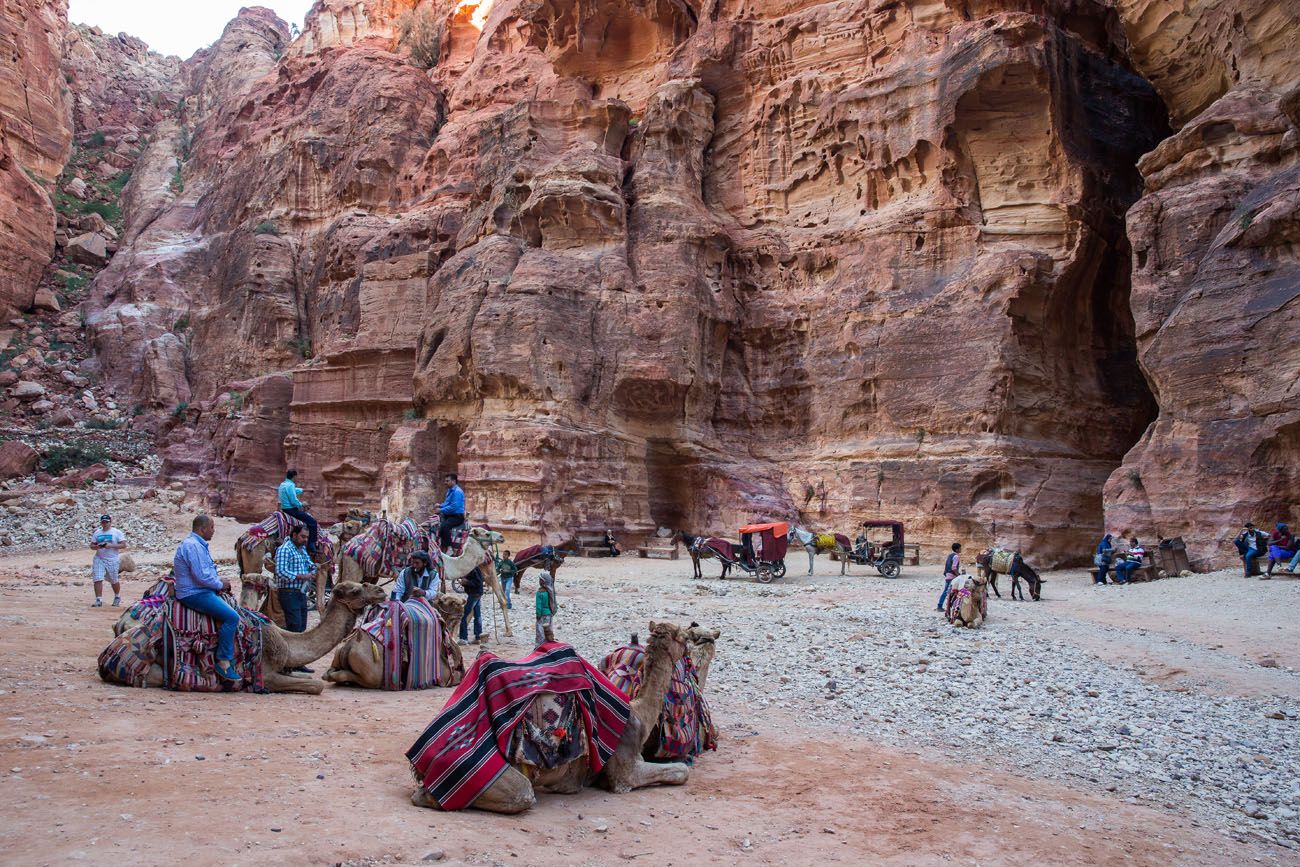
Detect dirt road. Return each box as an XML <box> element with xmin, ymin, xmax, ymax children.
<box><xmin>0</xmin><ymin>539</ymin><xmax>1295</xmax><ymax>865</ymax></box>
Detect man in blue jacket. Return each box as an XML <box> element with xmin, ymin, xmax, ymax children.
<box><xmin>277</xmin><ymin>468</ymin><xmax>319</xmax><ymax>553</ymax></box>
<box><xmin>437</xmin><ymin>472</ymin><xmax>465</xmax><ymax>551</ymax></box>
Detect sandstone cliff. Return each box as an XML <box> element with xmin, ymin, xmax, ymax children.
<box><xmin>1105</xmin><ymin>0</ymin><xmax>1300</xmax><ymax>567</ymax></box>
<box><xmin>80</xmin><ymin>0</ymin><xmax>1175</xmax><ymax>567</ymax></box>
<box><xmin>0</xmin><ymin>0</ymin><xmax>71</xmax><ymax>315</ymax></box>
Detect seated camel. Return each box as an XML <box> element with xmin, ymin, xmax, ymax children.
<box><xmin>944</xmin><ymin>572</ymin><xmax>989</xmax><ymax>628</ymax></box>
<box><xmin>101</xmin><ymin>582</ymin><xmax>387</xmax><ymax>694</ymax></box>
<box><xmin>408</xmin><ymin>623</ymin><xmax>691</xmax><ymax>813</ymax></box>
<box><xmin>685</xmin><ymin>622</ymin><xmax>721</xmax><ymax>688</ymax></box>
<box><xmin>324</xmin><ymin>594</ymin><xmax>466</xmax><ymax>688</ymax></box>
<box><xmin>236</xmin><ymin>512</ymin><xmax>351</xmax><ymax>615</ymax></box>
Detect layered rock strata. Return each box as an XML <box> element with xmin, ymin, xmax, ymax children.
<box><xmin>1105</xmin><ymin>0</ymin><xmax>1300</xmax><ymax>567</ymax></box>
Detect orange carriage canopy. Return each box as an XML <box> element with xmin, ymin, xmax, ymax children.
<box><xmin>738</xmin><ymin>521</ymin><xmax>789</xmax><ymax>535</ymax></box>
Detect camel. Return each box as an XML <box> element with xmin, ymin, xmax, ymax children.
<box><xmin>336</xmin><ymin>518</ymin><xmax>427</xmax><ymax>584</ymax></box>
<box><xmin>410</xmin><ymin>621</ymin><xmax>691</xmax><ymax>813</ymax></box>
<box><xmin>685</xmin><ymin>622</ymin><xmax>721</xmax><ymax>688</ymax></box>
<box><xmin>676</xmin><ymin>531</ymin><xmax>733</xmax><ymax>579</ymax></box>
<box><xmin>323</xmin><ymin>593</ymin><xmax>466</xmax><ymax>688</ymax></box>
<box><xmin>944</xmin><ymin>572</ymin><xmax>988</xmax><ymax>628</ymax></box>
<box><xmin>788</xmin><ymin>526</ymin><xmax>852</xmax><ymax>576</ymax></box>
<box><xmin>109</xmin><ymin>581</ymin><xmax>388</xmax><ymax>694</ymax></box>
<box><xmin>236</xmin><ymin>514</ymin><xmax>358</xmax><ymax>614</ymax></box>
<box><xmin>439</xmin><ymin>527</ymin><xmax>511</xmax><ymax>638</ymax></box>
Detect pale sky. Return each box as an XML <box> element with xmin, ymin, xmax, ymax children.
<box><xmin>68</xmin><ymin>1</ymin><xmax>318</xmax><ymax>59</ymax></box>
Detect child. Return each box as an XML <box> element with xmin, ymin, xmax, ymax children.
<box><xmin>535</xmin><ymin>570</ymin><xmax>557</xmax><ymax>646</ymax></box>
<box><xmin>937</xmin><ymin>542</ymin><xmax>961</xmax><ymax>612</ymax></box>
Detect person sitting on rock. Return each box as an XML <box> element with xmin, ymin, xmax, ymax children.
<box><xmin>1265</xmin><ymin>523</ymin><xmax>1295</xmax><ymax>579</ymax></box>
<box><xmin>605</xmin><ymin>530</ymin><xmax>622</xmax><ymax>557</ymax></box>
<box><xmin>1113</xmin><ymin>537</ymin><xmax>1145</xmax><ymax>584</ymax></box>
<box><xmin>277</xmin><ymin>468</ymin><xmax>319</xmax><ymax>553</ymax></box>
<box><xmin>393</xmin><ymin>550</ymin><xmax>438</xmax><ymax>602</ymax></box>
<box><xmin>1234</xmin><ymin>523</ymin><xmax>1268</xmax><ymax>577</ymax></box>
<box><xmin>90</xmin><ymin>513</ymin><xmax>126</xmax><ymax>608</ymax></box>
<box><xmin>173</xmin><ymin>514</ymin><xmax>241</xmax><ymax>684</ymax></box>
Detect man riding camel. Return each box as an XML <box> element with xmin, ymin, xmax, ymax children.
<box><xmin>437</xmin><ymin>472</ymin><xmax>465</xmax><ymax>552</ymax></box>
<box><xmin>173</xmin><ymin>515</ymin><xmax>241</xmax><ymax>684</ymax></box>
<box><xmin>278</xmin><ymin>468</ymin><xmax>319</xmax><ymax>553</ymax></box>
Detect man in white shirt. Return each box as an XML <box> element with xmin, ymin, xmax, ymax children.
<box><xmin>90</xmin><ymin>513</ymin><xmax>127</xmax><ymax>607</ymax></box>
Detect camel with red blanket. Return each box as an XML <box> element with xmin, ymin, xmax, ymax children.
<box><xmin>407</xmin><ymin>622</ymin><xmax>691</xmax><ymax>813</ymax></box>
<box><xmin>324</xmin><ymin>594</ymin><xmax>466</xmax><ymax>689</ymax></box>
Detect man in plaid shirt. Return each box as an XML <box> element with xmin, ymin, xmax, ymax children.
<box><xmin>274</xmin><ymin>525</ymin><xmax>317</xmax><ymax>650</ymax></box>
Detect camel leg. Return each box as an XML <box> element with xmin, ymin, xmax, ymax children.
<box><xmin>263</xmin><ymin>670</ymin><xmax>325</xmax><ymax>695</ymax></box>
<box><xmin>481</xmin><ymin>560</ymin><xmax>512</xmax><ymax>637</ymax></box>
<box><xmin>315</xmin><ymin>569</ymin><xmax>329</xmax><ymax>614</ymax></box>
<box><xmin>606</xmin><ymin>757</ymin><xmax>690</xmax><ymax>793</ymax></box>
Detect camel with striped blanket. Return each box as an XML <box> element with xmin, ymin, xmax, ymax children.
<box><xmin>944</xmin><ymin>572</ymin><xmax>989</xmax><ymax>628</ymax></box>
<box><xmin>410</xmin><ymin>622</ymin><xmax>691</xmax><ymax>813</ymax></box>
<box><xmin>236</xmin><ymin>513</ymin><xmax>357</xmax><ymax>615</ymax></box>
<box><xmin>324</xmin><ymin>593</ymin><xmax>466</xmax><ymax>689</ymax></box>
<box><xmin>336</xmin><ymin>518</ymin><xmax>427</xmax><ymax>584</ymax></box>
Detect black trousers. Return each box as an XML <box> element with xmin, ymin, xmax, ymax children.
<box><xmin>278</xmin><ymin>589</ymin><xmax>309</xmax><ymax>633</ymax></box>
<box><xmin>439</xmin><ymin>512</ymin><xmax>465</xmax><ymax>550</ymax></box>
<box><xmin>283</xmin><ymin>507</ymin><xmax>319</xmax><ymax>552</ymax></box>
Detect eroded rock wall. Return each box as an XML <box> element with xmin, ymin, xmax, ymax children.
<box><xmin>1106</xmin><ymin>0</ymin><xmax>1300</xmax><ymax>567</ymax></box>
<box><xmin>92</xmin><ymin>0</ymin><xmax>1171</xmax><ymax>559</ymax></box>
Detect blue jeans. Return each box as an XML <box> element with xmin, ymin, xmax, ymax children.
<box><xmin>1244</xmin><ymin>550</ymin><xmax>1260</xmax><ymax>577</ymax></box>
<box><xmin>1113</xmin><ymin>561</ymin><xmax>1137</xmax><ymax>584</ymax></box>
<box><xmin>278</xmin><ymin>589</ymin><xmax>308</xmax><ymax>633</ymax></box>
<box><xmin>180</xmin><ymin>590</ymin><xmax>239</xmax><ymax>662</ymax></box>
<box><xmin>937</xmin><ymin>577</ymin><xmax>953</xmax><ymax>610</ymax></box>
<box><xmin>1094</xmin><ymin>563</ymin><xmax>1110</xmax><ymax>584</ymax></box>
<box><xmin>459</xmin><ymin>593</ymin><xmax>482</xmax><ymax>640</ymax></box>
<box><xmin>1290</xmin><ymin>550</ymin><xmax>1300</xmax><ymax>571</ymax></box>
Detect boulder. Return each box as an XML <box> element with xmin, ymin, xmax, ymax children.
<box><xmin>65</xmin><ymin>176</ymin><xmax>88</xmax><ymax>199</ymax></box>
<box><xmin>48</xmin><ymin>408</ymin><xmax>76</xmax><ymax>426</ymax></box>
<box><xmin>0</xmin><ymin>370</ymin><xmax>17</xmax><ymax>387</ymax></box>
<box><xmin>0</xmin><ymin>440</ymin><xmax>38</xmax><ymax>478</ymax></box>
<box><xmin>56</xmin><ymin>462</ymin><xmax>109</xmax><ymax>488</ymax></box>
<box><xmin>11</xmin><ymin>380</ymin><xmax>46</xmax><ymax>400</ymax></box>
<box><xmin>29</xmin><ymin>399</ymin><xmax>53</xmax><ymax>413</ymax></box>
<box><xmin>93</xmin><ymin>160</ymin><xmax>119</xmax><ymax>180</ymax></box>
<box><xmin>76</xmin><ymin>211</ymin><xmax>110</xmax><ymax>235</ymax></box>
<box><xmin>31</xmin><ymin>287</ymin><xmax>60</xmax><ymax>312</ymax></box>
<box><xmin>66</xmin><ymin>233</ymin><xmax>109</xmax><ymax>266</ymax></box>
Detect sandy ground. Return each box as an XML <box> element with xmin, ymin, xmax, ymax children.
<box><xmin>0</xmin><ymin>530</ymin><xmax>1297</xmax><ymax>866</ymax></box>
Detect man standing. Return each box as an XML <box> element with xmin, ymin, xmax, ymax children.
<box><xmin>174</xmin><ymin>515</ymin><xmax>242</xmax><ymax>684</ymax></box>
<box><xmin>437</xmin><ymin>472</ymin><xmax>465</xmax><ymax>551</ymax></box>
<box><xmin>393</xmin><ymin>550</ymin><xmax>438</xmax><ymax>602</ymax></box>
<box><xmin>458</xmin><ymin>564</ymin><xmax>483</xmax><ymax>645</ymax></box>
<box><xmin>278</xmin><ymin>468</ymin><xmax>319</xmax><ymax>553</ymax></box>
<box><xmin>274</xmin><ymin>525</ymin><xmax>316</xmax><ymax>641</ymax></box>
<box><xmin>90</xmin><ymin>513</ymin><xmax>126</xmax><ymax>608</ymax></box>
<box><xmin>937</xmin><ymin>542</ymin><xmax>961</xmax><ymax>612</ymax></box>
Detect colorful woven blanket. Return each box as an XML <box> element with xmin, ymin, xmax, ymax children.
<box><xmin>344</xmin><ymin>518</ymin><xmax>422</xmax><ymax>577</ymax></box>
<box><xmin>163</xmin><ymin>596</ymin><xmax>268</xmax><ymax>692</ymax></box>
<box><xmin>599</xmin><ymin>644</ymin><xmax>717</xmax><ymax>761</ymax></box>
<box><xmin>357</xmin><ymin>598</ymin><xmax>460</xmax><ymax>690</ymax></box>
<box><xmin>238</xmin><ymin>511</ymin><xmax>303</xmax><ymax>551</ymax></box>
<box><xmin>406</xmin><ymin>643</ymin><xmax>631</xmax><ymax>810</ymax></box>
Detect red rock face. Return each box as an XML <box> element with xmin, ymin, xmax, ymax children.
<box><xmin>87</xmin><ymin>1</ymin><xmax>1176</xmax><ymax>556</ymax></box>
<box><xmin>1105</xmin><ymin>1</ymin><xmax>1300</xmax><ymax>568</ymax></box>
<box><xmin>0</xmin><ymin>0</ymin><xmax>71</xmax><ymax>316</ymax></box>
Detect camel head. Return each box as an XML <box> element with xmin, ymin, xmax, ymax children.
<box><xmin>685</xmin><ymin>622</ymin><xmax>721</xmax><ymax>647</ymax></box>
<box><xmin>330</xmin><ymin>581</ymin><xmax>388</xmax><ymax>612</ymax></box>
<box><xmin>646</xmin><ymin>620</ymin><xmax>689</xmax><ymax>665</ymax></box>
<box><xmin>469</xmin><ymin>526</ymin><xmax>505</xmax><ymax>545</ymax></box>
<box><xmin>431</xmin><ymin>592</ymin><xmax>465</xmax><ymax>630</ymax></box>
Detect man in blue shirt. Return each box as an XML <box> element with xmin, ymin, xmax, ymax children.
<box><xmin>393</xmin><ymin>550</ymin><xmax>439</xmax><ymax>602</ymax></box>
<box><xmin>277</xmin><ymin>468</ymin><xmax>319</xmax><ymax>553</ymax></box>
<box><xmin>173</xmin><ymin>514</ymin><xmax>241</xmax><ymax>683</ymax></box>
<box><xmin>437</xmin><ymin>472</ymin><xmax>465</xmax><ymax>551</ymax></box>
<box><xmin>274</xmin><ymin>525</ymin><xmax>317</xmax><ymax>640</ymax></box>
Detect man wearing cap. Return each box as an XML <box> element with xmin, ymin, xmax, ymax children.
<box><xmin>89</xmin><ymin>514</ymin><xmax>126</xmax><ymax>608</ymax></box>
<box><xmin>393</xmin><ymin>551</ymin><xmax>439</xmax><ymax>602</ymax></box>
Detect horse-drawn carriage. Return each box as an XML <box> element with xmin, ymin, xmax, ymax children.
<box><xmin>839</xmin><ymin>520</ymin><xmax>906</xmax><ymax>578</ymax></box>
<box><xmin>699</xmin><ymin>521</ymin><xmax>791</xmax><ymax>583</ymax></box>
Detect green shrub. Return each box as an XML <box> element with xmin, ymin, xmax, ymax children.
<box><xmin>253</xmin><ymin>220</ymin><xmax>279</xmax><ymax>236</ymax></box>
<box><xmin>397</xmin><ymin>8</ymin><xmax>442</xmax><ymax>69</ymax></box>
<box><xmin>403</xmin><ymin>407</ymin><xmax>421</xmax><ymax>420</ymax></box>
<box><xmin>87</xmin><ymin>131</ymin><xmax>106</xmax><ymax>148</ymax></box>
<box><xmin>42</xmin><ymin>442</ymin><xmax>110</xmax><ymax>474</ymax></box>
<box><xmin>290</xmin><ymin>336</ymin><xmax>312</xmax><ymax>358</ymax></box>
<box><xmin>81</xmin><ymin>200</ymin><xmax>121</xmax><ymax>222</ymax></box>
<box><xmin>85</xmin><ymin>418</ymin><xmax>120</xmax><ymax>430</ymax></box>
<box><xmin>172</xmin><ymin>401</ymin><xmax>189</xmax><ymax>417</ymax></box>
<box><xmin>172</xmin><ymin>314</ymin><xmax>190</xmax><ymax>333</ymax></box>
<box><xmin>107</xmin><ymin>170</ymin><xmax>131</xmax><ymax>195</ymax></box>
<box><xmin>169</xmin><ymin>161</ymin><xmax>184</xmax><ymax>194</ymax></box>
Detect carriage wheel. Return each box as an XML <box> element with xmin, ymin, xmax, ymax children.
<box><xmin>773</xmin><ymin>561</ymin><xmax>787</xmax><ymax>579</ymax></box>
<box><xmin>879</xmin><ymin>560</ymin><xmax>901</xmax><ymax>579</ymax></box>
<box><xmin>756</xmin><ymin>564</ymin><xmax>775</xmax><ymax>584</ymax></box>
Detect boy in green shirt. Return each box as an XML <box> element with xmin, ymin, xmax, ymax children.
<box><xmin>534</xmin><ymin>570</ymin><xmax>557</xmax><ymax>646</ymax></box>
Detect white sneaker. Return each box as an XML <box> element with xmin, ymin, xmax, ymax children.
<box><xmin>112</xmin><ymin>596</ymin><xmax>122</xmax><ymax>607</ymax></box>
<box><xmin>92</xmin><ymin>599</ymin><xmax>103</xmax><ymax>607</ymax></box>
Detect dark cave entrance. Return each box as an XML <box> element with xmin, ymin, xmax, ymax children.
<box><xmin>645</xmin><ymin>439</ymin><xmax>700</xmax><ymax>532</ymax></box>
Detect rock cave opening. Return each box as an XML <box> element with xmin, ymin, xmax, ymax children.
<box><xmin>644</xmin><ymin>439</ymin><xmax>699</xmax><ymax>531</ymax></box>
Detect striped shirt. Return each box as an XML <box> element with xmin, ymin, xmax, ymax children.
<box><xmin>274</xmin><ymin>539</ymin><xmax>315</xmax><ymax>591</ymax></box>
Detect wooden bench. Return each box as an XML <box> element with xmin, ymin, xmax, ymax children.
<box><xmin>637</xmin><ymin>537</ymin><xmax>679</xmax><ymax>560</ymax></box>
<box><xmin>1089</xmin><ymin>552</ymin><xmax>1157</xmax><ymax>583</ymax></box>
<box><xmin>902</xmin><ymin>543</ymin><xmax>920</xmax><ymax>566</ymax></box>
<box><xmin>575</xmin><ymin>530</ymin><xmax>615</xmax><ymax>558</ymax></box>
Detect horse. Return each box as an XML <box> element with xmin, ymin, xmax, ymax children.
<box><xmin>787</xmin><ymin>526</ymin><xmax>853</xmax><ymax>575</ymax></box>
<box><xmin>508</xmin><ymin>544</ymin><xmax>567</xmax><ymax>593</ymax></box>
<box><xmin>675</xmin><ymin>531</ymin><xmax>733</xmax><ymax>579</ymax></box>
<box><xmin>975</xmin><ymin>548</ymin><xmax>1043</xmax><ymax>601</ymax></box>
